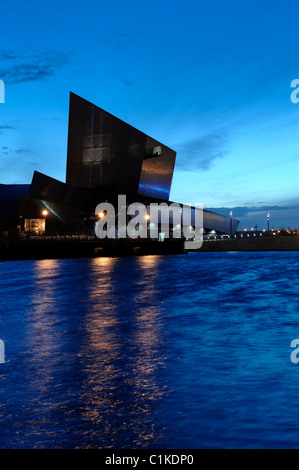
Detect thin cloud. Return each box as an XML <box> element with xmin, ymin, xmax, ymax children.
<box><xmin>112</xmin><ymin>70</ymin><xmax>136</xmax><ymax>87</ymax></box>
<box><xmin>114</xmin><ymin>29</ymin><xmax>144</xmax><ymax>52</ymax></box>
<box><xmin>1</xmin><ymin>147</ymin><xmax>31</xmax><ymax>156</ymax></box>
<box><xmin>176</xmin><ymin>131</ymin><xmax>228</xmax><ymax>171</ymax></box>
<box><xmin>0</xmin><ymin>125</ymin><xmax>16</xmax><ymax>135</ymax></box>
<box><xmin>204</xmin><ymin>203</ymin><xmax>299</xmax><ymax>230</ymax></box>
<box><xmin>0</xmin><ymin>125</ymin><xmax>15</xmax><ymax>130</ymax></box>
<box><xmin>122</xmin><ymin>77</ymin><xmax>135</xmax><ymax>87</ymax></box>
<box><xmin>0</xmin><ymin>51</ymin><xmax>69</xmax><ymax>84</ymax></box>
<box><xmin>1</xmin><ymin>64</ymin><xmax>55</xmax><ymax>84</ymax></box>
<box><xmin>205</xmin><ymin>204</ymin><xmax>299</xmax><ymax>219</ymax></box>
<box><xmin>15</xmin><ymin>149</ymin><xmax>30</xmax><ymax>154</ymax></box>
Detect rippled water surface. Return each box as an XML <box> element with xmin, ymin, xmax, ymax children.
<box><xmin>1</xmin><ymin>251</ymin><xmax>299</xmax><ymax>448</ymax></box>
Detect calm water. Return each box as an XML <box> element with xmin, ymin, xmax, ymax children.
<box><xmin>1</xmin><ymin>251</ymin><xmax>299</xmax><ymax>449</ymax></box>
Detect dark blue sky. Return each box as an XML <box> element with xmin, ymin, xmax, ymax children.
<box><xmin>1</xmin><ymin>0</ymin><xmax>299</xmax><ymax>229</ymax></box>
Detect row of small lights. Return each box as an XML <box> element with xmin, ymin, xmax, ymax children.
<box><xmin>243</xmin><ymin>228</ymin><xmax>298</xmax><ymax>235</ymax></box>
<box><xmin>243</xmin><ymin>228</ymin><xmax>273</xmax><ymax>232</ymax></box>
<box><xmin>96</xmin><ymin>212</ymin><xmax>299</xmax><ymax>235</ymax></box>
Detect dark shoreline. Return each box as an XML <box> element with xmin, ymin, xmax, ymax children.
<box><xmin>1</xmin><ymin>235</ymin><xmax>299</xmax><ymax>260</ymax></box>
<box><xmin>0</xmin><ymin>238</ymin><xmax>187</xmax><ymax>260</ymax></box>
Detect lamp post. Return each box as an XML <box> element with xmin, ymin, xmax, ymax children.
<box><xmin>19</xmin><ymin>215</ymin><xmax>23</xmax><ymax>238</ymax></box>
<box><xmin>42</xmin><ymin>210</ymin><xmax>48</xmax><ymax>235</ymax></box>
<box><xmin>267</xmin><ymin>213</ymin><xmax>270</xmax><ymax>232</ymax></box>
<box><xmin>145</xmin><ymin>213</ymin><xmax>150</xmax><ymax>238</ymax></box>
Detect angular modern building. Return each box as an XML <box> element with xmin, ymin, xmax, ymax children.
<box><xmin>66</xmin><ymin>92</ymin><xmax>176</xmax><ymax>201</ymax></box>
<box><xmin>0</xmin><ymin>92</ymin><xmax>239</xmax><ymax>239</ymax></box>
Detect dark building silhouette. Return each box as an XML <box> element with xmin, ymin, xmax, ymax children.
<box><xmin>66</xmin><ymin>92</ymin><xmax>176</xmax><ymax>200</ymax></box>
<box><xmin>0</xmin><ymin>92</ymin><xmax>239</xmax><ymax>238</ymax></box>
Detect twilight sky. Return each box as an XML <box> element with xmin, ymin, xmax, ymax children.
<box><xmin>1</xmin><ymin>0</ymin><xmax>299</xmax><ymax>229</ymax></box>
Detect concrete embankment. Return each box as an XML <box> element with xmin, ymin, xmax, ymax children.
<box><xmin>0</xmin><ymin>238</ymin><xmax>186</xmax><ymax>260</ymax></box>
<box><xmin>2</xmin><ymin>236</ymin><xmax>299</xmax><ymax>260</ymax></box>
<box><xmin>200</xmin><ymin>236</ymin><xmax>299</xmax><ymax>252</ymax></box>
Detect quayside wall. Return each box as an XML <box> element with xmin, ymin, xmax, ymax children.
<box><xmin>199</xmin><ymin>236</ymin><xmax>299</xmax><ymax>252</ymax></box>
<box><xmin>0</xmin><ymin>238</ymin><xmax>186</xmax><ymax>260</ymax></box>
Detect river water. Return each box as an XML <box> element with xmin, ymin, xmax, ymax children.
<box><xmin>0</xmin><ymin>251</ymin><xmax>299</xmax><ymax>449</ymax></box>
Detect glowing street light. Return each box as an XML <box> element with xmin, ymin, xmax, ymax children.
<box><xmin>42</xmin><ymin>209</ymin><xmax>49</xmax><ymax>235</ymax></box>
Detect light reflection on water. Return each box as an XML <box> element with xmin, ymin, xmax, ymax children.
<box><xmin>78</xmin><ymin>256</ymin><xmax>167</xmax><ymax>448</ymax></box>
<box><xmin>1</xmin><ymin>252</ymin><xmax>299</xmax><ymax>448</ymax></box>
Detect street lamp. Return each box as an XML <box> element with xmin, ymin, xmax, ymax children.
<box><xmin>42</xmin><ymin>210</ymin><xmax>48</xmax><ymax>235</ymax></box>
<box><xmin>19</xmin><ymin>215</ymin><xmax>23</xmax><ymax>238</ymax></box>
<box><xmin>145</xmin><ymin>213</ymin><xmax>150</xmax><ymax>238</ymax></box>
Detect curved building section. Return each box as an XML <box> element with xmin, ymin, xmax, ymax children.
<box><xmin>203</xmin><ymin>209</ymin><xmax>239</xmax><ymax>234</ymax></box>
<box><xmin>138</xmin><ymin>136</ymin><xmax>176</xmax><ymax>200</ymax></box>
